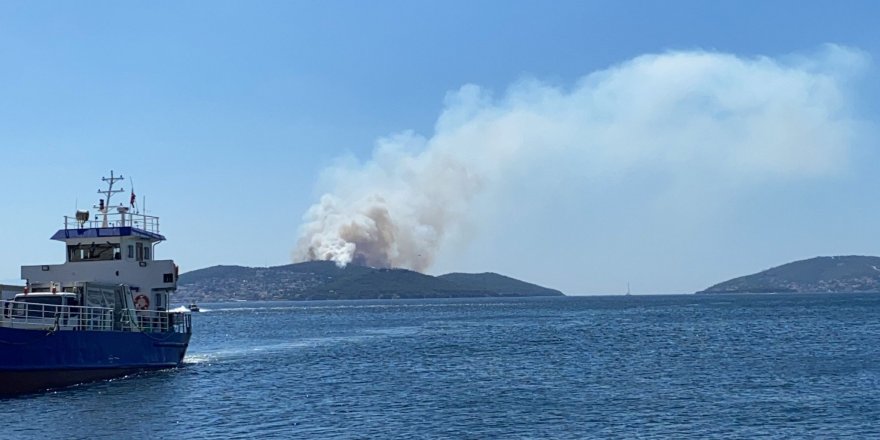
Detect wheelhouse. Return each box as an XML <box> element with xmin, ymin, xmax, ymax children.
<box><xmin>20</xmin><ymin>171</ymin><xmax>178</xmax><ymax>314</ymax></box>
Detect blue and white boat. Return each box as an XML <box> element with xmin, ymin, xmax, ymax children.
<box><xmin>0</xmin><ymin>171</ymin><xmax>191</xmax><ymax>395</ymax></box>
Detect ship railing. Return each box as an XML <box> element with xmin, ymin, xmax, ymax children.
<box><xmin>0</xmin><ymin>300</ymin><xmax>115</xmax><ymax>331</ymax></box>
<box><xmin>64</xmin><ymin>211</ymin><xmax>160</xmax><ymax>234</ymax></box>
<box><xmin>0</xmin><ymin>300</ymin><xmax>191</xmax><ymax>334</ymax></box>
<box><xmin>135</xmin><ymin>310</ymin><xmax>192</xmax><ymax>334</ymax></box>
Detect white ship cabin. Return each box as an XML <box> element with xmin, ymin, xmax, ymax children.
<box><xmin>21</xmin><ymin>206</ymin><xmax>179</xmax><ymax>314</ymax></box>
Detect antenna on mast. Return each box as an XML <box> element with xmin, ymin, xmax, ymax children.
<box><xmin>96</xmin><ymin>170</ymin><xmax>125</xmax><ymax>228</ymax></box>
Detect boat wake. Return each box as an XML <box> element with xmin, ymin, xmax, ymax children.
<box><xmin>180</xmin><ymin>301</ymin><xmax>531</xmax><ymax>314</ymax></box>
<box><xmin>182</xmin><ymin>326</ymin><xmax>421</xmax><ymax>365</ymax></box>
<box><xmin>170</xmin><ymin>305</ymin><xmax>209</xmax><ymax>313</ymax></box>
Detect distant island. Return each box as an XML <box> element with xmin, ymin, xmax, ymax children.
<box><xmin>175</xmin><ymin>261</ymin><xmax>564</xmax><ymax>302</ymax></box>
<box><xmin>697</xmin><ymin>255</ymin><xmax>880</xmax><ymax>294</ymax></box>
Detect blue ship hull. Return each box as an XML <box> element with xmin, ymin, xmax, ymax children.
<box><xmin>0</xmin><ymin>327</ymin><xmax>190</xmax><ymax>395</ymax></box>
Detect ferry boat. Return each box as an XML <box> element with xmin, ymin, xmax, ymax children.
<box><xmin>0</xmin><ymin>171</ymin><xmax>192</xmax><ymax>395</ymax></box>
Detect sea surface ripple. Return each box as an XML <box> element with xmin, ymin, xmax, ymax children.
<box><xmin>3</xmin><ymin>294</ymin><xmax>880</xmax><ymax>439</ymax></box>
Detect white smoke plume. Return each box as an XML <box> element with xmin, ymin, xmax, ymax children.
<box><xmin>294</xmin><ymin>45</ymin><xmax>867</xmax><ymax>270</ymax></box>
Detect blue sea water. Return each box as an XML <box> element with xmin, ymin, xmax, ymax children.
<box><xmin>3</xmin><ymin>294</ymin><xmax>880</xmax><ymax>439</ymax></box>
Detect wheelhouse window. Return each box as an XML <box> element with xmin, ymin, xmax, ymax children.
<box><xmin>68</xmin><ymin>243</ymin><xmax>121</xmax><ymax>262</ymax></box>
<box><xmin>128</xmin><ymin>245</ymin><xmax>134</xmax><ymax>259</ymax></box>
<box><xmin>144</xmin><ymin>246</ymin><xmax>151</xmax><ymax>260</ymax></box>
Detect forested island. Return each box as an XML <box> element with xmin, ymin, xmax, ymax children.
<box><xmin>176</xmin><ymin>261</ymin><xmax>564</xmax><ymax>302</ymax></box>
<box><xmin>697</xmin><ymin>256</ymin><xmax>880</xmax><ymax>294</ymax></box>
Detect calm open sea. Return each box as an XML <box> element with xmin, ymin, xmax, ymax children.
<box><xmin>2</xmin><ymin>294</ymin><xmax>879</xmax><ymax>439</ymax></box>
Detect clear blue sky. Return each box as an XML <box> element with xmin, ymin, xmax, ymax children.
<box><xmin>1</xmin><ymin>1</ymin><xmax>878</xmax><ymax>294</ymax></box>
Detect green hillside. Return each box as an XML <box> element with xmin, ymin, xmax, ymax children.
<box><xmin>438</xmin><ymin>272</ymin><xmax>563</xmax><ymax>296</ymax></box>
<box><xmin>698</xmin><ymin>256</ymin><xmax>880</xmax><ymax>294</ymax></box>
<box><xmin>176</xmin><ymin>261</ymin><xmax>565</xmax><ymax>301</ymax></box>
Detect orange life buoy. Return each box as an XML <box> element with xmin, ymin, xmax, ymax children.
<box><xmin>134</xmin><ymin>294</ymin><xmax>150</xmax><ymax>310</ymax></box>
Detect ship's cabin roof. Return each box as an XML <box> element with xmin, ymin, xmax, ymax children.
<box><xmin>15</xmin><ymin>292</ymin><xmax>76</xmax><ymax>299</ymax></box>
<box><xmin>12</xmin><ymin>293</ymin><xmax>77</xmax><ymax>307</ymax></box>
<box><xmin>51</xmin><ymin>226</ymin><xmax>165</xmax><ymax>242</ymax></box>
<box><xmin>56</xmin><ymin>205</ymin><xmax>164</xmax><ymax>242</ymax></box>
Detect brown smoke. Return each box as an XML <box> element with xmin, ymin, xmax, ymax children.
<box><xmin>293</xmin><ymin>47</ymin><xmax>864</xmax><ymax>271</ymax></box>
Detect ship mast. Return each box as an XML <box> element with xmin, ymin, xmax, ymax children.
<box><xmin>97</xmin><ymin>171</ymin><xmax>125</xmax><ymax>228</ymax></box>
